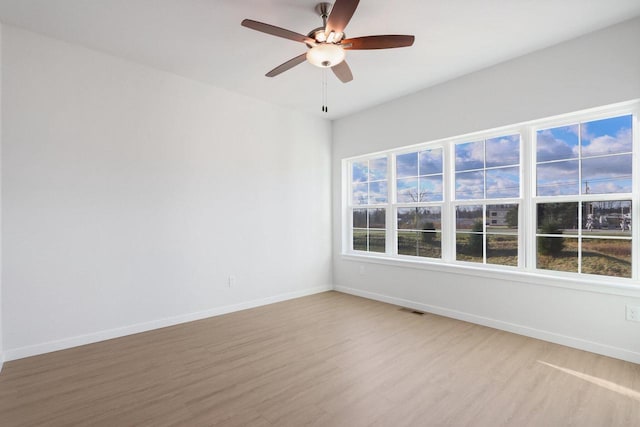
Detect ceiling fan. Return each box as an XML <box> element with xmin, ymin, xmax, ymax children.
<box><xmin>241</xmin><ymin>0</ymin><xmax>415</xmax><ymax>83</ymax></box>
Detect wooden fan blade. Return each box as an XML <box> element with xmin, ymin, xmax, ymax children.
<box><xmin>325</xmin><ymin>0</ymin><xmax>360</xmax><ymax>36</ymax></box>
<box><xmin>342</xmin><ymin>35</ymin><xmax>415</xmax><ymax>50</ymax></box>
<box><xmin>265</xmin><ymin>53</ymin><xmax>308</xmax><ymax>77</ymax></box>
<box><xmin>242</xmin><ymin>19</ymin><xmax>315</xmax><ymax>45</ymax></box>
<box><xmin>332</xmin><ymin>61</ymin><xmax>353</xmax><ymax>83</ymax></box>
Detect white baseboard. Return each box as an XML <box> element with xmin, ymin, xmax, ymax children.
<box><xmin>4</xmin><ymin>285</ymin><xmax>333</xmax><ymax>362</ymax></box>
<box><xmin>335</xmin><ymin>285</ymin><xmax>640</xmax><ymax>365</ymax></box>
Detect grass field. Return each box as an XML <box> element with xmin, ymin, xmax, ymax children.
<box><xmin>537</xmin><ymin>237</ymin><xmax>631</xmax><ymax>278</ymax></box>
<box><xmin>397</xmin><ymin>231</ymin><xmax>441</xmax><ymax>258</ymax></box>
<box><xmin>354</xmin><ymin>229</ymin><xmax>631</xmax><ymax>278</ymax></box>
<box><xmin>456</xmin><ymin>233</ymin><xmax>518</xmax><ymax>266</ymax></box>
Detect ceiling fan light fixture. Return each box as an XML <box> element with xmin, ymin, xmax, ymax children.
<box><xmin>306</xmin><ymin>43</ymin><xmax>346</xmax><ymax>68</ymax></box>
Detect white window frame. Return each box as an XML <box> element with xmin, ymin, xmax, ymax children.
<box><xmin>449</xmin><ymin>130</ymin><xmax>523</xmax><ymax>268</ymax></box>
<box><xmin>342</xmin><ymin>100</ymin><xmax>640</xmax><ymax>292</ymax></box>
<box><xmin>530</xmin><ymin>106</ymin><xmax>637</xmax><ymax>279</ymax></box>
<box><xmin>347</xmin><ymin>155</ymin><xmax>391</xmax><ymax>254</ymax></box>
<box><xmin>392</xmin><ymin>145</ymin><xmax>446</xmax><ymax>260</ymax></box>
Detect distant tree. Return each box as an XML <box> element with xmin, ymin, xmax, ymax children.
<box><xmin>422</xmin><ymin>221</ymin><xmax>436</xmax><ymax>244</ymax></box>
<box><xmin>538</xmin><ymin>203</ymin><xmax>577</xmax><ymax>230</ymax></box>
<box><xmin>506</xmin><ymin>206</ymin><xmax>519</xmax><ymax>228</ymax></box>
<box><xmin>468</xmin><ymin>220</ymin><xmax>484</xmax><ymax>256</ymax></box>
<box><xmin>538</xmin><ymin>221</ymin><xmax>565</xmax><ymax>256</ymax></box>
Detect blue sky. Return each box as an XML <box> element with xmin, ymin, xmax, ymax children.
<box><xmin>352</xmin><ymin>157</ymin><xmax>387</xmax><ymax>183</ymax></box>
<box><xmin>537</xmin><ymin>126</ymin><xmax>579</xmax><ymax>162</ymax></box>
<box><xmin>455</xmin><ymin>141</ymin><xmax>484</xmax><ymax>171</ymax></box>
<box><xmin>455</xmin><ymin>135</ymin><xmax>520</xmax><ymax>171</ymax></box>
<box><xmin>352</xmin><ymin>158</ymin><xmax>388</xmax><ymax>204</ymax></box>
<box><xmin>397</xmin><ymin>148</ymin><xmax>443</xmax><ymax>178</ymax></box>
<box><xmin>486</xmin><ymin>135</ymin><xmax>520</xmax><ymax>167</ymax></box>
<box><xmin>454</xmin><ymin>135</ymin><xmax>520</xmax><ymax>200</ymax></box>
<box><xmin>537</xmin><ymin>115</ymin><xmax>632</xmax><ymax>196</ymax></box>
<box><xmin>354</xmin><ymin>115</ymin><xmax>632</xmax><ymax>201</ymax></box>
<box><xmin>397</xmin><ymin>175</ymin><xmax>443</xmax><ymax>202</ymax></box>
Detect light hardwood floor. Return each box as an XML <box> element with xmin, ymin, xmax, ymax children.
<box><xmin>0</xmin><ymin>291</ymin><xmax>639</xmax><ymax>426</ymax></box>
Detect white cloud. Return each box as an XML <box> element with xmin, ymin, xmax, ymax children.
<box><xmin>581</xmin><ymin>128</ymin><xmax>632</xmax><ymax>157</ymax></box>
<box><xmin>536</xmin><ymin>129</ymin><xmax>578</xmax><ymax>162</ymax></box>
<box><xmin>486</xmin><ymin>135</ymin><xmax>519</xmax><ymax>167</ymax></box>
<box><xmin>455</xmin><ymin>141</ymin><xmax>484</xmax><ymax>170</ymax></box>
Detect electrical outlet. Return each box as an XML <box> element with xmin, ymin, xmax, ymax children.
<box><xmin>626</xmin><ymin>305</ymin><xmax>640</xmax><ymax>322</ymax></box>
<box><xmin>228</xmin><ymin>275</ymin><xmax>236</xmax><ymax>287</ymax></box>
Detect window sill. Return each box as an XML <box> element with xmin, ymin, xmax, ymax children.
<box><xmin>340</xmin><ymin>252</ymin><xmax>640</xmax><ymax>298</ymax></box>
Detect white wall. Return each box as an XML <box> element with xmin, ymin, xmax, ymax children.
<box><xmin>1</xmin><ymin>26</ymin><xmax>332</xmax><ymax>360</ymax></box>
<box><xmin>0</xmin><ymin>21</ymin><xmax>3</xmax><ymax>371</ymax></box>
<box><xmin>332</xmin><ymin>18</ymin><xmax>640</xmax><ymax>363</ymax></box>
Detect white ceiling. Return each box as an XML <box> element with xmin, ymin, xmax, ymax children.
<box><xmin>0</xmin><ymin>0</ymin><xmax>639</xmax><ymax>120</ymax></box>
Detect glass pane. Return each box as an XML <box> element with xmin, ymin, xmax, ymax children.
<box><xmin>487</xmin><ymin>204</ymin><xmax>518</xmax><ymax>230</ymax></box>
<box><xmin>455</xmin><ymin>171</ymin><xmax>484</xmax><ymax>200</ymax></box>
<box><xmin>419</xmin><ymin>148</ymin><xmax>443</xmax><ymax>175</ymax></box>
<box><xmin>537</xmin><ymin>203</ymin><xmax>579</xmax><ymax>233</ymax></box>
<box><xmin>581</xmin><ymin>154</ymin><xmax>632</xmax><ymax>194</ymax></box>
<box><xmin>486</xmin><ymin>167</ymin><xmax>520</xmax><ymax>199</ymax></box>
<box><xmin>397</xmin><ymin>177</ymin><xmax>419</xmax><ymax>203</ymax></box>
<box><xmin>398</xmin><ymin>207</ymin><xmax>441</xmax><ymax>230</ymax></box>
<box><xmin>369</xmin><ymin>157</ymin><xmax>387</xmax><ymax>181</ymax></box>
<box><xmin>397</xmin><ymin>207</ymin><xmax>418</xmax><ymax>230</ymax></box>
<box><xmin>456</xmin><ymin>233</ymin><xmax>483</xmax><ymax>263</ymax></box>
<box><xmin>487</xmin><ymin>235</ymin><xmax>518</xmax><ymax>266</ymax></box>
<box><xmin>536</xmin><ymin>125</ymin><xmax>579</xmax><ymax>162</ymax></box>
<box><xmin>416</xmin><ymin>207</ymin><xmax>442</xmax><ymax>230</ymax></box>
<box><xmin>455</xmin><ymin>141</ymin><xmax>484</xmax><ymax>171</ymax></box>
<box><xmin>486</xmin><ymin>134</ymin><xmax>519</xmax><ymax>168</ymax></box>
<box><xmin>419</xmin><ymin>176</ymin><xmax>443</xmax><ymax>202</ymax></box>
<box><xmin>352</xmin><ymin>229</ymin><xmax>367</xmax><ymax>251</ymax></box>
<box><xmin>369</xmin><ymin>181</ymin><xmax>388</xmax><ymax>204</ymax></box>
<box><xmin>353</xmin><ymin>209</ymin><xmax>367</xmax><ymax>228</ymax></box>
<box><xmin>419</xmin><ymin>231</ymin><xmax>442</xmax><ymax>259</ymax></box>
<box><xmin>487</xmin><ymin>204</ymin><xmax>518</xmax><ymax>234</ymax></box>
<box><xmin>582</xmin><ymin>238</ymin><xmax>632</xmax><ymax>278</ymax></box>
<box><xmin>352</xmin><ymin>161</ymin><xmax>368</xmax><ymax>183</ymax></box>
<box><xmin>368</xmin><ymin>209</ymin><xmax>386</xmax><ymax>229</ymax></box>
<box><xmin>398</xmin><ymin>231</ymin><xmax>419</xmax><ymax>256</ymax></box>
<box><xmin>369</xmin><ymin>231</ymin><xmax>386</xmax><ymax>253</ymax></box>
<box><xmin>537</xmin><ymin>237</ymin><xmax>578</xmax><ymax>272</ymax></box>
<box><xmin>583</xmin><ymin>201</ymin><xmax>631</xmax><ymax>237</ymax></box>
<box><xmin>456</xmin><ymin>205</ymin><xmax>483</xmax><ymax>231</ymax></box>
<box><xmin>396</xmin><ymin>152</ymin><xmax>418</xmax><ymax>178</ymax></box>
<box><xmin>352</xmin><ymin>183</ymin><xmax>368</xmax><ymax>205</ymax></box>
<box><xmin>581</xmin><ymin>115</ymin><xmax>632</xmax><ymax>157</ymax></box>
<box><xmin>536</xmin><ymin>160</ymin><xmax>579</xmax><ymax>196</ymax></box>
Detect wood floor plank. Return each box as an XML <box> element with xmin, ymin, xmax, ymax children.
<box><xmin>1</xmin><ymin>291</ymin><xmax>638</xmax><ymax>426</ymax></box>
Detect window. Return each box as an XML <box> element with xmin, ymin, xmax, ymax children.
<box><xmin>454</xmin><ymin>135</ymin><xmax>520</xmax><ymax>266</ymax></box>
<box><xmin>343</xmin><ymin>101</ymin><xmax>638</xmax><ymax>285</ymax></box>
<box><xmin>535</xmin><ymin>114</ymin><xmax>633</xmax><ymax>278</ymax></box>
<box><xmin>350</xmin><ymin>157</ymin><xmax>388</xmax><ymax>253</ymax></box>
<box><xmin>395</xmin><ymin>148</ymin><xmax>443</xmax><ymax>258</ymax></box>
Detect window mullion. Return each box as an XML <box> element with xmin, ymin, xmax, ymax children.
<box><xmin>633</xmin><ymin>110</ymin><xmax>639</xmax><ymax>280</ymax></box>
<box><xmin>443</xmin><ymin>143</ymin><xmax>455</xmax><ymax>262</ymax></box>
<box><xmin>388</xmin><ymin>153</ymin><xmax>396</xmax><ymax>256</ymax></box>
<box><xmin>524</xmin><ymin>125</ymin><xmax>536</xmax><ymax>271</ymax></box>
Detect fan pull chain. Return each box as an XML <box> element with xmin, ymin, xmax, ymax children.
<box><xmin>321</xmin><ymin>69</ymin><xmax>328</xmax><ymax>113</ymax></box>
